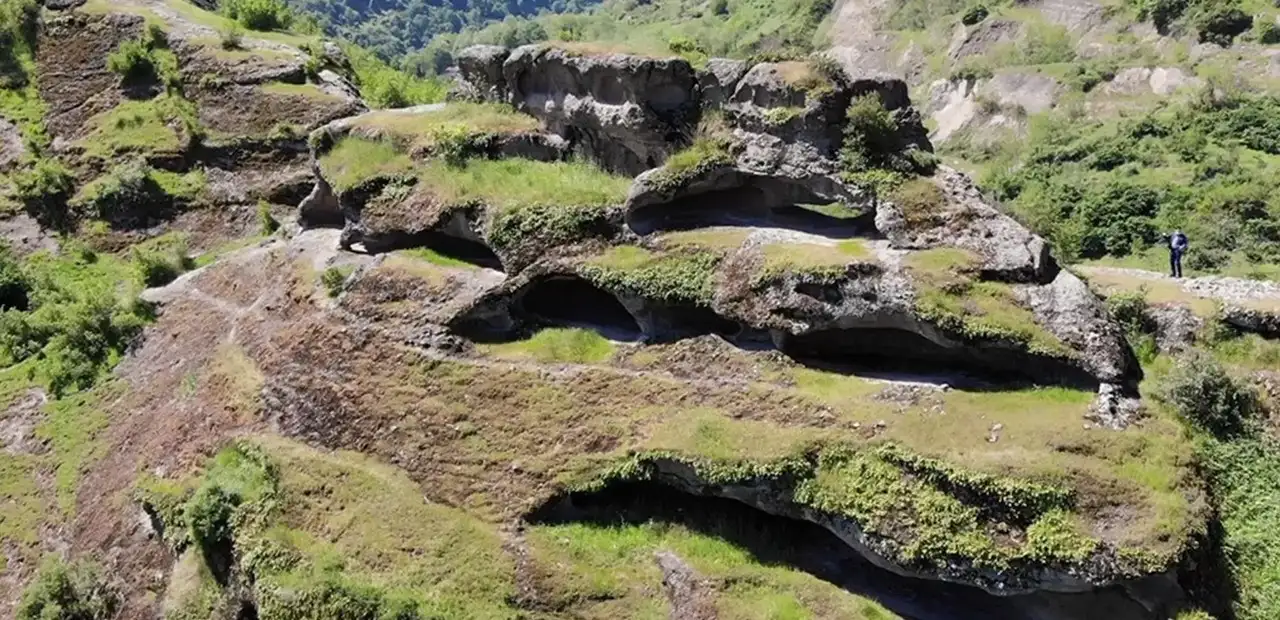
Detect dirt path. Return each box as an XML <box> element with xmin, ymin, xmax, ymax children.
<box><xmin>1077</xmin><ymin>266</ymin><xmax>1280</xmax><ymax>309</ymax></box>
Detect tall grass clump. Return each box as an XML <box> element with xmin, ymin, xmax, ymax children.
<box><xmin>17</xmin><ymin>557</ymin><xmax>118</xmax><ymax>620</ymax></box>
<box><xmin>223</xmin><ymin>0</ymin><xmax>293</xmax><ymax>31</ymax></box>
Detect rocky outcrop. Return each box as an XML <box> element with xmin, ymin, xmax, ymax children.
<box><xmin>878</xmin><ymin>169</ymin><xmax>1057</xmax><ymax>283</ymax></box>
<box><xmin>698</xmin><ymin>57</ymin><xmax>748</xmax><ymax>109</ymax></box>
<box><xmin>454</xmin><ymin>43</ymin><xmax>701</xmax><ymax>175</ymax></box>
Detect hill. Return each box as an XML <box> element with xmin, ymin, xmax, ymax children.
<box><xmin>0</xmin><ymin>0</ymin><xmax>1278</xmax><ymax>619</ymax></box>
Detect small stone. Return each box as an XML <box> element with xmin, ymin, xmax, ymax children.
<box><xmin>875</xmin><ymin>420</ymin><xmax>887</xmax><ymax>429</ymax></box>
<box><xmin>990</xmin><ymin>423</ymin><xmax>1004</xmax><ymax>432</ymax></box>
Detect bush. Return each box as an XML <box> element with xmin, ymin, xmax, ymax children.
<box><xmin>132</xmin><ymin>238</ymin><xmax>194</xmax><ymax>288</ymax></box>
<box><xmin>840</xmin><ymin>94</ymin><xmax>902</xmax><ymax>172</ymax></box>
<box><xmin>1196</xmin><ymin>6</ymin><xmax>1252</xmax><ymax>46</ymax></box>
<box><xmin>220</xmin><ymin>22</ymin><xmax>244</xmax><ymax>50</ymax></box>
<box><xmin>0</xmin><ymin>242</ymin><xmax>30</xmax><ymax>311</ymax></box>
<box><xmin>321</xmin><ymin>266</ymin><xmax>349</xmax><ymax>297</ymax></box>
<box><xmin>72</xmin><ymin>160</ymin><xmax>171</xmax><ymax>227</ymax></box>
<box><xmin>222</xmin><ymin>0</ymin><xmax>293</xmax><ymax>31</ymax></box>
<box><xmin>12</xmin><ymin>157</ymin><xmax>74</xmax><ymax>228</ymax></box>
<box><xmin>1161</xmin><ymin>352</ymin><xmax>1258</xmax><ymax>438</ymax></box>
<box><xmin>258</xmin><ymin>201</ymin><xmax>280</xmax><ymax>235</ymax></box>
<box><xmin>961</xmin><ymin>4</ymin><xmax>989</xmax><ymax>25</ymax></box>
<box><xmin>17</xmin><ymin>557</ymin><xmax>118</xmax><ymax>620</ymax></box>
<box><xmin>106</xmin><ymin>39</ymin><xmax>155</xmax><ymax>82</ymax></box>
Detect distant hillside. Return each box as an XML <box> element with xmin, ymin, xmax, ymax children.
<box><xmin>288</xmin><ymin>0</ymin><xmax>601</xmax><ymax>62</ymax></box>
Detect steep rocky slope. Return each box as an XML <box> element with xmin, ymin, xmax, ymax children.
<box><xmin>1</xmin><ymin>1</ymin><xmax>1267</xmax><ymax>619</ymax></box>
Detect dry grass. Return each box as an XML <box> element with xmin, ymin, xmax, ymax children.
<box><xmin>202</xmin><ymin>343</ymin><xmax>264</xmax><ymax>423</ymax></box>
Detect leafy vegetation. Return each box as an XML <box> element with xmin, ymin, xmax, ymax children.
<box><xmin>906</xmin><ymin>248</ymin><xmax>1071</xmax><ymax>357</ymax></box>
<box><xmin>79</xmin><ymin>94</ymin><xmax>203</xmax><ymax>160</ymax></box>
<box><xmin>223</xmin><ymin>0</ymin><xmax>294</xmax><ymax>31</ymax></box>
<box><xmin>149</xmin><ymin>438</ymin><xmax>518</xmax><ymax>619</ymax></box>
<box><xmin>840</xmin><ymin>94</ymin><xmax>937</xmax><ymax>194</ymax></box>
<box><xmin>974</xmin><ymin>94</ymin><xmax>1280</xmax><ymax>267</ymax></box>
<box><xmin>481</xmin><ymin>327</ymin><xmax>618</xmax><ymax>363</ymax></box>
<box><xmin>579</xmin><ymin>245</ymin><xmax>722</xmax><ymax>305</ymax></box>
<box><xmin>106</xmin><ymin>24</ymin><xmax>181</xmax><ymax>91</ymax></box>
<box><xmin>17</xmin><ymin>557</ymin><xmax>118</xmax><ymax>620</ymax></box>
<box><xmin>1158</xmin><ymin>351</ymin><xmax>1258</xmax><ymax>438</ymax></box>
<box><xmin>321</xmin><ymin>266</ymin><xmax>351</xmax><ymax>297</ymax></box>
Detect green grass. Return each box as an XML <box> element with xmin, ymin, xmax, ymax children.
<box><xmin>79</xmin><ymin>95</ymin><xmax>199</xmax><ymax>160</ymax></box>
<box><xmin>259</xmin><ymin>82</ymin><xmax>337</xmax><ymax>100</ymax></box>
<box><xmin>317</xmin><ymin>137</ymin><xmax>415</xmax><ymax>192</ymax></box>
<box><xmin>349</xmin><ymin>103</ymin><xmax>540</xmax><ymax>152</ymax></box>
<box><xmin>423</xmin><ymin>158</ymin><xmax>631</xmax><ymax>211</ymax></box>
<box><xmin>906</xmin><ymin>248</ymin><xmax>1072</xmax><ymax>357</ymax></box>
<box><xmin>526</xmin><ymin>519</ymin><xmax>899</xmax><ymax>620</ymax></box>
<box><xmin>758</xmin><ymin>239</ymin><xmax>874</xmax><ymax>281</ymax></box>
<box><xmin>579</xmin><ymin>245</ymin><xmax>722</xmax><ymax>305</ymax></box>
<box><xmin>395</xmin><ymin>247</ymin><xmax>477</xmax><ymax>269</ymax></box>
<box><xmin>481</xmin><ymin>327</ymin><xmax>618</xmax><ymax>363</ymax></box>
<box><xmin>155</xmin><ymin>437</ymin><xmax>518</xmax><ymax>619</ymax></box>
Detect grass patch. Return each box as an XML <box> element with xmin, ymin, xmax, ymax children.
<box><xmin>79</xmin><ymin>95</ymin><xmax>201</xmax><ymax>160</ymax></box>
<box><xmin>156</xmin><ymin>437</ymin><xmax>518</xmax><ymax>618</ymax></box>
<box><xmin>907</xmin><ymin>248</ymin><xmax>1072</xmax><ymax>357</ymax></box>
<box><xmin>526</xmin><ymin>518</ymin><xmax>897</xmax><ymax>620</ymax></box>
<box><xmin>259</xmin><ymin>82</ymin><xmax>337</xmax><ymax>100</ymax></box>
<box><xmin>396</xmin><ymin>247</ymin><xmax>478</xmax><ymax>269</ymax></box>
<box><xmin>579</xmin><ymin>245</ymin><xmax>721</xmax><ymax>305</ymax></box>
<box><xmin>349</xmin><ymin>103</ymin><xmax>540</xmax><ymax>153</ymax></box>
<box><xmin>657</xmin><ymin>228</ymin><xmax>749</xmax><ymax>253</ymax></box>
<box><xmin>1076</xmin><ymin>266</ymin><xmax>1219</xmax><ymax>317</ymax></box>
<box><xmin>481</xmin><ymin>327</ymin><xmax>618</xmax><ymax>364</ymax></box>
<box><xmin>758</xmin><ymin>239</ymin><xmax>874</xmax><ymax>281</ymax></box>
<box><xmin>317</xmin><ymin>137</ymin><xmax>415</xmax><ymax>193</ymax></box>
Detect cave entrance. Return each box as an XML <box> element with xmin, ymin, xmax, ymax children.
<box><xmin>413</xmin><ymin>231</ymin><xmax>505</xmax><ymax>271</ymax></box>
<box><xmin>518</xmin><ymin>276</ymin><xmax>642</xmax><ymax>341</ymax></box>
<box><xmin>530</xmin><ymin>481</ymin><xmax>1167</xmax><ymax>620</ymax></box>
<box><xmin>781</xmin><ymin>327</ymin><xmax>1098</xmax><ymax>389</ymax></box>
<box><xmin>628</xmin><ymin>176</ymin><xmax>875</xmax><ymax>239</ymax></box>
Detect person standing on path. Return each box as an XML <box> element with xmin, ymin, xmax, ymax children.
<box><xmin>1169</xmin><ymin>230</ymin><xmax>1188</xmax><ymax>278</ymax></box>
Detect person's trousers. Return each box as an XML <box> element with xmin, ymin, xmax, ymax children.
<box><xmin>1170</xmin><ymin>250</ymin><xmax>1183</xmax><ymax>278</ymax></box>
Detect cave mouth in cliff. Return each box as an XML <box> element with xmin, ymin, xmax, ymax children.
<box><xmin>412</xmin><ymin>231</ymin><xmax>505</xmax><ymax>271</ymax></box>
<box><xmin>645</xmin><ymin>304</ymin><xmax>743</xmax><ymax>343</ymax></box>
<box><xmin>628</xmin><ymin>176</ymin><xmax>875</xmax><ymax>239</ymax></box>
<box><xmin>780</xmin><ymin>327</ymin><xmax>1098</xmax><ymax>389</ymax></box>
<box><xmin>518</xmin><ymin>276</ymin><xmax>642</xmax><ymax>340</ymax></box>
<box><xmin>528</xmin><ymin>481</ymin><xmax>1157</xmax><ymax>620</ymax></box>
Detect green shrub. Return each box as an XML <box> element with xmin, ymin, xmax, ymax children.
<box><xmin>107</xmin><ymin>39</ymin><xmax>155</xmax><ymax>82</ymax></box>
<box><xmin>17</xmin><ymin>557</ymin><xmax>118</xmax><ymax>620</ymax></box>
<box><xmin>1160</xmin><ymin>352</ymin><xmax>1258</xmax><ymax>439</ymax></box>
<box><xmin>961</xmin><ymin>5</ymin><xmax>989</xmax><ymax>25</ymax></box>
<box><xmin>0</xmin><ymin>242</ymin><xmax>30</xmax><ymax>311</ymax></box>
<box><xmin>131</xmin><ymin>238</ymin><xmax>194</xmax><ymax>288</ymax></box>
<box><xmin>1195</xmin><ymin>6</ymin><xmax>1251</xmax><ymax>46</ymax></box>
<box><xmin>12</xmin><ymin>157</ymin><xmax>74</xmax><ymax>229</ymax></box>
<box><xmin>71</xmin><ymin>160</ymin><xmax>171</xmax><ymax>227</ymax></box>
<box><xmin>345</xmin><ymin>44</ymin><xmax>447</xmax><ymax>109</ymax></box>
<box><xmin>223</xmin><ymin>0</ymin><xmax>293</xmax><ymax>31</ymax></box>
<box><xmin>184</xmin><ymin>443</ymin><xmax>280</xmax><ymax>569</ymax></box>
<box><xmin>321</xmin><ymin>266</ymin><xmax>349</xmax><ymax>297</ymax></box>
<box><xmin>220</xmin><ymin>22</ymin><xmax>244</xmax><ymax>50</ymax></box>
<box><xmin>255</xmin><ymin>573</ymin><xmax>422</xmax><ymax>620</ymax></box>
<box><xmin>840</xmin><ymin>94</ymin><xmax>934</xmax><ymax>185</ymax></box>
<box><xmin>1255</xmin><ymin>20</ymin><xmax>1280</xmax><ymax>45</ymax></box>
<box><xmin>259</xmin><ymin>201</ymin><xmax>280</xmax><ymax>235</ymax></box>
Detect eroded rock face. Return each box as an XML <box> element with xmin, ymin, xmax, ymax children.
<box><xmin>501</xmin><ymin>45</ymin><xmax>702</xmax><ymax>175</ymax></box>
<box><xmin>699</xmin><ymin>57</ymin><xmax>749</xmax><ymax>109</ymax></box>
<box><xmin>877</xmin><ymin>168</ymin><xmax>1057</xmax><ymax>283</ymax></box>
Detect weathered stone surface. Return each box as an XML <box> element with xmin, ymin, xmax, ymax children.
<box><xmin>699</xmin><ymin>57</ymin><xmax>748</xmax><ymax>109</ymax></box>
<box><xmin>878</xmin><ymin>168</ymin><xmax>1057</xmax><ymax>283</ymax></box>
<box><xmin>501</xmin><ymin>45</ymin><xmax>701</xmax><ymax>175</ymax></box>
<box><xmin>453</xmin><ymin>44</ymin><xmax>510</xmax><ymax>102</ymax></box>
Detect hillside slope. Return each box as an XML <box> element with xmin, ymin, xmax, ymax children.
<box><xmin>0</xmin><ymin>1</ymin><xmax>1278</xmax><ymax>620</ymax></box>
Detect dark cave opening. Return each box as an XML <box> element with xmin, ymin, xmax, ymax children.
<box><xmin>628</xmin><ymin>177</ymin><xmax>876</xmax><ymax>239</ymax></box>
<box><xmin>780</xmin><ymin>327</ymin><xmax>1099</xmax><ymax>389</ymax></box>
<box><xmin>646</xmin><ymin>303</ymin><xmax>743</xmax><ymax>343</ymax></box>
<box><xmin>364</xmin><ymin>230</ymin><xmax>505</xmax><ymax>271</ymax></box>
<box><xmin>529</xmin><ymin>481</ymin><xmax>1173</xmax><ymax>620</ymax></box>
<box><xmin>518</xmin><ymin>276</ymin><xmax>642</xmax><ymax>340</ymax></box>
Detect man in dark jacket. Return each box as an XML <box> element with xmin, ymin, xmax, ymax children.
<box><xmin>1169</xmin><ymin>230</ymin><xmax>1188</xmax><ymax>278</ymax></box>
